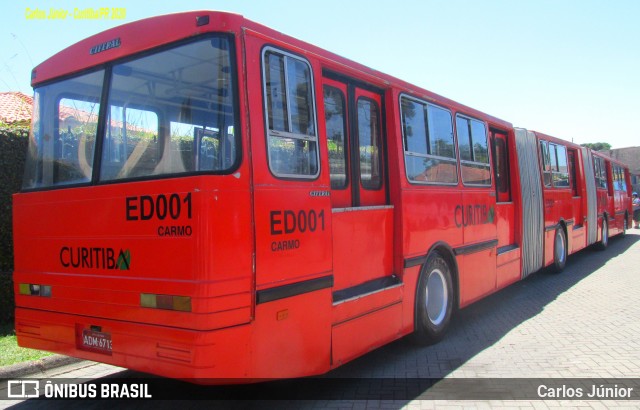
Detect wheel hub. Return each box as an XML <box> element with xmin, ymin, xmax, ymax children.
<box><xmin>426</xmin><ymin>269</ymin><xmax>448</xmax><ymax>326</ymax></box>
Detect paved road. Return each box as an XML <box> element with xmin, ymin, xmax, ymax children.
<box><xmin>3</xmin><ymin>230</ymin><xmax>640</xmax><ymax>409</ymax></box>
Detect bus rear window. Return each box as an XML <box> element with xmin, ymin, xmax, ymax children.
<box><xmin>23</xmin><ymin>70</ymin><xmax>104</xmax><ymax>189</ymax></box>
<box><xmin>22</xmin><ymin>35</ymin><xmax>238</xmax><ymax>190</ymax></box>
<box><xmin>100</xmin><ymin>37</ymin><xmax>237</xmax><ymax>181</ymax></box>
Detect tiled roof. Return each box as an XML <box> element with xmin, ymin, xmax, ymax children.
<box><xmin>0</xmin><ymin>91</ymin><xmax>33</xmax><ymax>125</ymax></box>
<box><xmin>0</xmin><ymin>92</ymin><xmax>145</xmax><ymax>133</ymax></box>
<box><xmin>0</xmin><ymin>91</ymin><xmax>98</xmax><ymax>126</ymax></box>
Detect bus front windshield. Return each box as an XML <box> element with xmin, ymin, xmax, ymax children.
<box><xmin>23</xmin><ymin>36</ymin><xmax>238</xmax><ymax>190</ymax></box>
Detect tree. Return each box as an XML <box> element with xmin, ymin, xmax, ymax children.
<box><xmin>580</xmin><ymin>142</ymin><xmax>612</xmax><ymax>151</ymax></box>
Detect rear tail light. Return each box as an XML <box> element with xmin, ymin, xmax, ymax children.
<box><xmin>140</xmin><ymin>293</ymin><xmax>191</xmax><ymax>312</ymax></box>
<box><xmin>19</xmin><ymin>283</ymin><xmax>52</xmax><ymax>297</ymax></box>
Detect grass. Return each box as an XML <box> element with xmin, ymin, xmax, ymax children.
<box><xmin>0</xmin><ymin>323</ymin><xmax>53</xmax><ymax>367</ymax></box>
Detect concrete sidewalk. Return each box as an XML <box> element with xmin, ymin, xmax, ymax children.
<box><xmin>1</xmin><ymin>359</ymin><xmax>124</xmax><ymax>408</ymax></box>
<box><xmin>0</xmin><ymin>355</ymin><xmax>84</xmax><ymax>379</ymax></box>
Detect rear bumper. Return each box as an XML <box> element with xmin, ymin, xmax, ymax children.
<box><xmin>15</xmin><ymin>307</ymin><xmax>252</xmax><ymax>380</ymax></box>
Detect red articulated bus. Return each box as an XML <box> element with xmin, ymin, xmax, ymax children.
<box><xmin>13</xmin><ymin>11</ymin><xmax>633</xmax><ymax>382</ymax></box>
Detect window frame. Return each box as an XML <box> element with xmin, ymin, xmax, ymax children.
<box><xmin>97</xmin><ymin>34</ymin><xmax>240</xmax><ymax>183</ymax></box>
<box><xmin>455</xmin><ymin>113</ymin><xmax>491</xmax><ymax>187</ymax></box>
<box><xmin>103</xmin><ymin>102</ymin><xmax>162</xmax><ymax>158</ymax></box>
<box><xmin>399</xmin><ymin>93</ymin><xmax>458</xmax><ymax>186</ymax></box>
<box><xmin>539</xmin><ymin>140</ymin><xmax>552</xmax><ymax>187</ymax></box>
<box><xmin>22</xmin><ymin>69</ymin><xmax>106</xmax><ymax>191</ymax></box>
<box><xmin>612</xmin><ymin>164</ymin><xmax>626</xmax><ymax>192</ymax></box>
<box><xmin>549</xmin><ymin>143</ymin><xmax>570</xmax><ymax>189</ymax></box>
<box><xmin>355</xmin><ymin>96</ymin><xmax>383</xmax><ymax>190</ymax></box>
<box><xmin>54</xmin><ymin>91</ymin><xmax>103</xmax><ymax>185</ymax></box>
<box><xmin>322</xmin><ymin>84</ymin><xmax>349</xmax><ymax>190</ymax></box>
<box><xmin>568</xmin><ymin>149</ymin><xmax>579</xmax><ymax>197</ymax></box>
<box><xmin>23</xmin><ymin>33</ymin><xmax>242</xmax><ymax>192</ymax></box>
<box><xmin>493</xmin><ymin>134</ymin><xmax>511</xmax><ymax>201</ymax></box>
<box><xmin>261</xmin><ymin>46</ymin><xmax>320</xmax><ymax>180</ymax></box>
<box><xmin>594</xmin><ymin>156</ymin><xmax>608</xmax><ymax>190</ymax></box>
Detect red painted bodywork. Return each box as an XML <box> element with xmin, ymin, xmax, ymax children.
<box><xmin>13</xmin><ymin>11</ymin><xmax>632</xmax><ymax>382</ymax></box>
<box><xmin>592</xmin><ymin>151</ymin><xmax>633</xmax><ymax>237</ymax></box>
<box><xmin>535</xmin><ymin>132</ymin><xmax>587</xmax><ymax>265</ymax></box>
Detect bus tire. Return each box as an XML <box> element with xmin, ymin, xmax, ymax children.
<box><xmin>597</xmin><ymin>218</ymin><xmax>609</xmax><ymax>251</ymax></box>
<box><xmin>552</xmin><ymin>227</ymin><xmax>567</xmax><ymax>273</ymax></box>
<box><xmin>410</xmin><ymin>251</ymin><xmax>453</xmax><ymax>346</ymax></box>
<box><xmin>621</xmin><ymin>214</ymin><xmax>628</xmax><ymax>237</ymax></box>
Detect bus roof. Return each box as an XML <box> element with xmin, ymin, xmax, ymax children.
<box><xmin>32</xmin><ymin>10</ymin><xmax>511</xmax><ymax>129</ymax></box>
<box><xmin>31</xmin><ymin>11</ymin><xmax>242</xmax><ymax>86</ymax></box>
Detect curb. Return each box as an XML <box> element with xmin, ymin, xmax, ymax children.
<box><xmin>0</xmin><ymin>355</ymin><xmax>85</xmax><ymax>379</ymax></box>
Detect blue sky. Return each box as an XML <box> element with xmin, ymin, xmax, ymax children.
<box><xmin>2</xmin><ymin>0</ymin><xmax>639</xmax><ymax>148</ymax></box>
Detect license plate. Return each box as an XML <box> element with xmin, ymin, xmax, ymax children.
<box><xmin>81</xmin><ymin>329</ymin><xmax>112</xmax><ymax>354</ymax></box>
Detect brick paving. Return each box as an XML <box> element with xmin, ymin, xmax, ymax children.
<box><xmin>2</xmin><ymin>230</ymin><xmax>640</xmax><ymax>409</ymax></box>
<box><xmin>326</xmin><ymin>229</ymin><xmax>640</xmax><ymax>408</ymax></box>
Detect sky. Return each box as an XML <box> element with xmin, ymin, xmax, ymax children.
<box><xmin>1</xmin><ymin>0</ymin><xmax>639</xmax><ymax>148</ymax></box>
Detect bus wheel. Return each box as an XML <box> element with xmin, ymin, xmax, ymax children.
<box><xmin>621</xmin><ymin>215</ymin><xmax>628</xmax><ymax>237</ymax></box>
<box><xmin>552</xmin><ymin>227</ymin><xmax>567</xmax><ymax>273</ymax></box>
<box><xmin>410</xmin><ymin>251</ymin><xmax>453</xmax><ymax>346</ymax></box>
<box><xmin>597</xmin><ymin>219</ymin><xmax>609</xmax><ymax>250</ymax></box>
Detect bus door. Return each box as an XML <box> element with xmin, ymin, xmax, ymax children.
<box><xmin>604</xmin><ymin>160</ymin><xmax>618</xmax><ymax>231</ymax></box>
<box><xmin>322</xmin><ymin>75</ymin><xmax>393</xmax><ymax>291</ymax></box>
<box><xmin>593</xmin><ymin>155</ymin><xmax>610</xmax><ymax>242</ymax></box>
<box><xmin>455</xmin><ymin>115</ymin><xmax>497</xmax><ymax>305</ymax></box>
<box><xmin>490</xmin><ymin>129</ymin><xmax>514</xmax><ymax>243</ymax></box>
<box><xmin>612</xmin><ymin>164</ymin><xmax>626</xmax><ymax>233</ymax></box>
<box><xmin>568</xmin><ymin>148</ymin><xmax>586</xmax><ymax>251</ymax></box>
<box><xmin>602</xmin><ymin>158</ymin><xmax>615</xmax><ymax>234</ymax></box>
<box><xmin>490</xmin><ymin>129</ymin><xmax>519</xmax><ymax>289</ymax></box>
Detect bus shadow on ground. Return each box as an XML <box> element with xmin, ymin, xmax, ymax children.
<box><xmin>309</xmin><ymin>231</ymin><xmax>640</xmax><ymax>403</ymax></box>
<box><xmin>11</xmin><ymin>233</ymin><xmax>639</xmax><ymax>408</ymax></box>
<box><xmin>346</xmin><ymin>232</ymin><xmax>639</xmax><ymax>364</ymax></box>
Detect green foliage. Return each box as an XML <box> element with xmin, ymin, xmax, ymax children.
<box><xmin>0</xmin><ymin>125</ymin><xmax>29</xmax><ymax>325</ymax></box>
<box><xmin>0</xmin><ymin>324</ymin><xmax>53</xmax><ymax>366</ymax></box>
<box><xmin>580</xmin><ymin>142</ymin><xmax>612</xmax><ymax>152</ymax></box>
<box><xmin>0</xmin><ymin>272</ymin><xmax>13</xmax><ymax>325</ymax></box>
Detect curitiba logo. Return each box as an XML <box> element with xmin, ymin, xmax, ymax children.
<box><xmin>60</xmin><ymin>246</ymin><xmax>132</xmax><ymax>270</ymax></box>
<box><xmin>115</xmin><ymin>249</ymin><xmax>132</xmax><ymax>270</ymax></box>
<box><xmin>454</xmin><ymin>204</ymin><xmax>495</xmax><ymax>228</ymax></box>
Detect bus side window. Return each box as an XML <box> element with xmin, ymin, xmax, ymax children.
<box><xmin>262</xmin><ymin>48</ymin><xmax>319</xmax><ymax>179</ymax></box>
<box><xmin>356</xmin><ymin>97</ymin><xmax>382</xmax><ymax>190</ymax></box>
<box><xmin>568</xmin><ymin>150</ymin><xmax>579</xmax><ymax>196</ymax></box>
<box><xmin>456</xmin><ymin>115</ymin><xmax>491</xmax><ymax>186</ymax></box>
<box><xmin>551</xmin><ymin>143</ymin><xmax>569</xmax><ymax>188</ymax></box>
<box><xmin>614</xmin><ymin>165</ymin><xmax>626</xmax><ymax>192</ymax></box>
<box><xmin>594</xmin><ymin>157</ymin><xmax>607</xmax><ymax>190</ymax></box>
<box><xmin>605</xmin><ymin>160</ymin><xmax>613</xmax><ymax>196</ymax></box>
<box><xmin>400</xmin><ymin>95</ymin><xmax>457</xmax><ymax>185</ymax></box>
<box><xmin>494</xmin><ymin>136</ymin><xmax>510</xmax><ymax>201</ymax></box>
<box><xmin>323</xmin><ymin>85</ymin><xmax>348</xmax><ymax>189</ymax></box>
<box><xmin>539</xmin><ymin>140</ymin><xmax>552</xmax><ymax>187</ymax></box>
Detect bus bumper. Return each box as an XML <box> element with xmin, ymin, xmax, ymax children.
<box><xmin>14</xmin><ymin>307</ymin><xmax>252</xmax><ymax>381</ymax></box>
